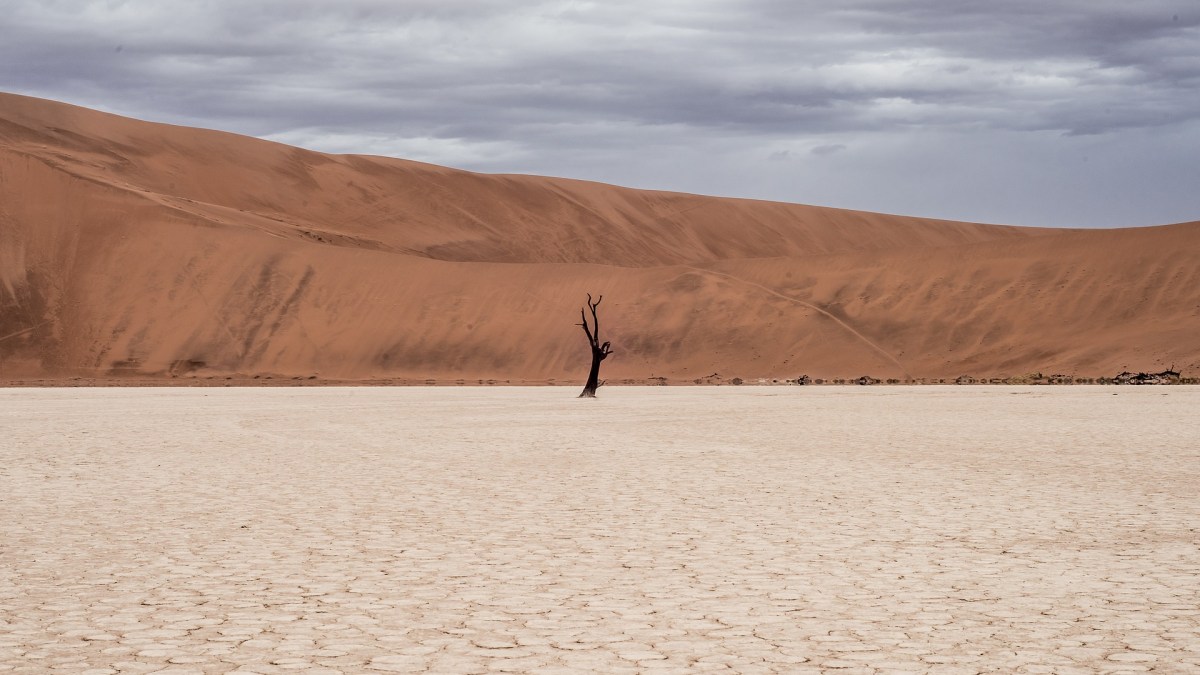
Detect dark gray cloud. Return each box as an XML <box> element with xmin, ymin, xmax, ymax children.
<box><xmin>2</xmin><ymin>0</ymin><xmax>1198</xmax><ymax>227</ymax></box>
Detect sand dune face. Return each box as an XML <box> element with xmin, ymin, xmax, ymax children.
<box><xmin>1</xmin><ymin>92</ymin><xmax>1197</xmax><ymax>382</ymax></box>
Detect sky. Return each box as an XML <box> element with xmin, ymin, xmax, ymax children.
<box><xmin>2</xmin><ymin>0</ymin><xmax>1198</xmax><ymax>228</ymax></box>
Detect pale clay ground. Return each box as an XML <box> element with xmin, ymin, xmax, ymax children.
<box><xmin>1</xmin><ymin>387</ymin><xmax>1198</xmax><ymax>675</ymax></box>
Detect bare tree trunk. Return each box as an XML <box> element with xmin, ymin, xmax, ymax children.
<box><xmin>580</xmin><ymin>348</ymin><xmax>604</xmax><ymax>398</ymax></box>
<box><xmin>577</xmin><ymin>294</ymin><xmax>612</xmax><ymax>398</ymax></box>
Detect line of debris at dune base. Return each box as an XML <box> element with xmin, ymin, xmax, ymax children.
<box><xmin>2</xmin><ymin>369</ymin><xmax>1194</xmax><ymax>388</ymax></box>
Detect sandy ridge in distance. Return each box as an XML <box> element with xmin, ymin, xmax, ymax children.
<box><xmin>1</xmin><ymin>91</ymin><xmax>1198</xmax><ymax>384</ymax></box>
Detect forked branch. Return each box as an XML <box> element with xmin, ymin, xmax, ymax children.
<box><xmin>578</xmin><ymin>293</ymin><xmax>603</xmax><ymax>348</ymax></box>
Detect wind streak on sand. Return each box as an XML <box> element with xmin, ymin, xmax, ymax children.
<box><xmin>687</xmin><ymin>266</ymin><xmax>912</xmax><ymax>378</ymax></box>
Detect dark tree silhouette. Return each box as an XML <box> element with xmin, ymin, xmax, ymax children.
<box><xmin>577</xmin><ymin>293</ymin><xmax>612</xmax><ymax>398</ymax></box>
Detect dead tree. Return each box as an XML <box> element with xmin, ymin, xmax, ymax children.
<box><xmin>577</xmin><ymin>293</ymin><xmax>612</xmax><ymax>398</ymax></box>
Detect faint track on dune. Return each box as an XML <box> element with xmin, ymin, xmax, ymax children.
<box><xmin>684</xmin><ymin>266</ymin><xmax>912</xmax><ymax>378</ymax></box>
<box><xmin>0</xmin><ymin>320</ymin><xmax>53</xmax><ymax>344</ymax></box>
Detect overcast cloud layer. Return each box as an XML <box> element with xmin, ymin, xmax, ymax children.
<box><xmin>3</xmin><ymin>0</ymin><xmax>1198</xmax><ymax>227</ymax></box>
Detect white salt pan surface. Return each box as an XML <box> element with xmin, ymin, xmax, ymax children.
<box><xmin>2</xmin><ymin>386</ymin><xmax>1198</xmax><ymax>673</ymax></box>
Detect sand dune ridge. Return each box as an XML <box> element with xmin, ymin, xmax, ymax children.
<box><xmin>2</xmin><ymin>92</ymin><xmax>1197</xmax><ymax>383</ymax></box>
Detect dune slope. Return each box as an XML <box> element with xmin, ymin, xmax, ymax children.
<box><xmin>1</xmin><ymin>92</ymin><xmax>1197</xmax><ymax>383</ymax></box>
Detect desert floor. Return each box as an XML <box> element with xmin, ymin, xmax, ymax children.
<box><xmin>2</xmin><ymin>386</ymin><xmax>1198</xmax><ymax>674</ymax></box>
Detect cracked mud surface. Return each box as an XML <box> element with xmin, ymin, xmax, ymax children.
<box><xmin>2</xmin><ymin>386</ymin><xmax>1198</xmax><ymax>673</ymax></box>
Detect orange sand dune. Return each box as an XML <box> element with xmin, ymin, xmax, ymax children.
<box><xmin>1</xmin><ymin>92</ymin><xmax>1197</xmax><ymax>383</ymax></box>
